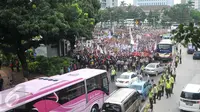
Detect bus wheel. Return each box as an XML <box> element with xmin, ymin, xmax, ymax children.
<box><xmin>91</xmin><ymin>104</ymin><xmax>99</xmax><ymax>112</ymax></box>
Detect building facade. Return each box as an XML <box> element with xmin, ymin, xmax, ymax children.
<box><xmin>185</xmin><ymin>0</ymin><xmax>200</xmax><ymax>10</ymax></box>
<box><xmin>100</xmin><ymin>0</ymin><xmax>118</xmax><ymax>9</ymax></box>
<box><xmin>181</xmin><ymin>0</ymin><xmax>187</xmax><ymax>4</ymax></box>
<box><xmin>194</xmin><ymin>0</ymin><xmax>200</xmax><ymax>10</ymax></box>
<box><xmin>134</xmin><ymin>0</ymin><xmax>174</xmax><ymax>6</ymax></box>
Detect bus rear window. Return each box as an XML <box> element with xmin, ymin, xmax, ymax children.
<box><xmin>102</xmin><ymin>103</ymin><xmax>122</xmax><ymax>112</ymax></box>
<box><xmin>181</xmin><ymin>91</ymin><xmax>200</xmax><ymax>100</ymax></box>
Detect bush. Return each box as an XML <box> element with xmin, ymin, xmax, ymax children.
<box><xmin>29</xmin><ymin>56</ymin><xmax>72</xmax><ymax>76</ymax></box>
<box><xmin>28</xmin><ymin>61</ymin><xmax>39</xmax><ymax>72</ymax></box>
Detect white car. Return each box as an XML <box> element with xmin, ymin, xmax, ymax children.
<box><xmin>179</xmin><ymin>84</ymin><xmax>200</xmax><ymax>112</ymax></box>
<box><xmin>115</xmin><ymin>72</ymin><xmax>138</xmax><ymax>88</ymax></box>
<box><xmin>144</xmin><ymin>63</ymin><xmax>164</xmax><ymax>76</ymax></box>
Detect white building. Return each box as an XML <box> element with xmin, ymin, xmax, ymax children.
<box><xmin>185</xmin><ymin>0</ymin><xmax>200</xmax><ymax>10</ymax></box>
<box><xmin>133</xmin><ymin>0</ymin><xmax>174</xmax><ymax>6</ymax></box>
<box><xmin>194</xmin><ymin>0</ymin><xmax>200</xmax><ymax>10</ymax></box>
<box><xmin>100</xmin><ymin>0</ymin><xmax>118</xmax><ymax>9</ymax></box>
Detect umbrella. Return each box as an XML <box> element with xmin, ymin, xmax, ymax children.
<box><xmin>133</xmin><ymin>52</ymin><xmax>141</xmax><ymax>56</ymax></box>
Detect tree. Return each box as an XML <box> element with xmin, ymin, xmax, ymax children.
<box><xmin>166</xmin><ymin>4</ymin><xmax>191</xmax><ymax>23</ymax></box>
<box><xmin>58</xmin><ymin>0</ymin><xmax>100</xmax><ymax>49</ymax></box>
<box><xmin>173</xmin><ymin>23</ymin><xmax>200</xmax><ymax>50</ymax></box>
<box><xmin>190</xmin><ymin>9</ymin><xmax>200</xmax><ymax>24</ymax></box>
<box><xmin>134</xmin><ymin>7</ymin><xmax>146</xmax><ymax>21</ymax></box>
<box><xmin>0</xmin><ymin>0</ymin><xmax>70</xmax><ymax>76</ymax></box>
<box><xmin>0</xmin><ymin>0</ymin><xmax>100</xmax><ymax>77</ymax></box>
<box><xmin>120</xmin><ymin>1</ymin><xmax>127</xmax><ymax>7</ymax></box>
<box><xmin>147</xmin><ymin>10</ymin><xmax>153</xmax><ymax>25</ymax></box>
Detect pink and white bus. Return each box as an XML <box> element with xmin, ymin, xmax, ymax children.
<box><xmin>0</xmin><ymin>68</ymin><xmax>110</xmax><ymax>112</ymax></box>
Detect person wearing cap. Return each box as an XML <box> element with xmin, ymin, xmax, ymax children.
<box><xmin>0</xmin><ymin>74</ymin><xmax>4</xmax><ymax>91</ymax></box>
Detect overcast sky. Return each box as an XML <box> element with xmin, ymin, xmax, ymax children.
<box><xmin>118</xmin><ymin>0</ymin><xmax>181</xmax><ymax>5</ymax></box>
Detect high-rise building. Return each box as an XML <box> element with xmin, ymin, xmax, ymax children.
<box><xmin>181</xmin><ymin>0</ymin><xmax>187</xmax><ymax>4</ymax></box>
<box><xmin>194</xmin><ymin>0</ymin><xmax>200</xmax><ymax>10</ymax></box>
<box><xmin>133</xmin><ymin>0</ymin><xmax>174</xmax><ymax>6</ymax></box>
<box><xmin>186</xmin><ymin>0</ymin><xmax>200</xmax><ymax>10</ymax></box>
<box><xmin>100</xmin><ymin>0</ymin><xmax>118</xmax><ymax>9</ymax></box>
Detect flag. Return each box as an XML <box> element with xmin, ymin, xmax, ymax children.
<box><xmin>129</xmin><ymin>27</ymin><xmax>134</xmax><ymax>45</ymax></box>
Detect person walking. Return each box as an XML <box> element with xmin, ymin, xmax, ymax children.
<box><xmin>179</xmin><ymin>55</ymin><xmax>182</xmax><ymax>64</ymax></box>
<box><xmin>157</xmin><ymin>81</ymin><xmax>162</xmax><ymax>100</ymax></box>
<box><xmin>165</xmin><ymin>79</ymin><xmax>171</xmax><ymax>98</ymax></box>
<box><xmin>111</xmin><ymin>67</ymin><xmax>116</xmax><ymax>82</ymax></box>
<box><xmin>141</xmin><ymin>64</ymin><xmax>145</xmax><ymax>76</ymax></box>
<box><xmin>169</xmin><ymin>75</ymin><xmax>175</xmax><ymax>94</ymax></box>
<box><xmin>16</xmin><ymin>59</ymin><xmax>20</xmax><ymax>72</ymax></box>
<box><xmin>172</xmin><ymin>70</ymin><xmax>176</xmax><ymax>82</ymax></box>
<box><xmin>175</xmin><ymin>55</ymin><xmax>179</xmax><ymax>68</ymax></box>
<box><xmin>0</xmin><ymin>74</ymin><xmax>4</xmax><ymax>91</ymax></box>
<box><xmin>153</xmin><ymin>84</ymin><xmax>158</xmax><ymax>104</ymax></box>
<box><xmin>148</xmin><ymin>87</ymin><xmax>154</xmax><ymax>111</ymax></box>
<box><xmin>160</xmin><ymin>76</ymin><xmax>165</xmax><ymax>96</ymax></box>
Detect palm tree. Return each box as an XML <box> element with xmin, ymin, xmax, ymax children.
<box><xmin>120</xmin><ymin>1</ymin><xmax>127</xmax><ymax>7</ymax></box>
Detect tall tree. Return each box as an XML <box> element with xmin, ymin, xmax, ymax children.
<box><xmin>120</xmin><ymin>1</ymin><xmax>127</xmax><ymax>7</ymax></box>
<box><xmin>167</xmin><ymin>4</ymin><xmax>191</xmax><ymax>23</ymax></box>
<box><xmin>0</xmin><ymin>0</ymin><xmax>100</xmax><ymax>77</ymax></box>
<box><xmin>173</xmin><ymin>23</ymin><xmax>200</xmax><ymax>50</ymax></box>
<box><xmin>0</xmin><ymin>0</ymin><xmax>69</xmax><ymax>75</ymax></box>
<box><xmin>190</xmin><ymin>9</ymin><xmax>200</xmax><ymax>24</ymax></box>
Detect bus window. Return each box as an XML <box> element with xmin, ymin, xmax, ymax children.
<box><xmin>57</xmin><ymin>81</ymin><xmax>85</xmax><ymax>104</ymax></box>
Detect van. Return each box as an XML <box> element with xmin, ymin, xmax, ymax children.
<box><xmin>179</xmin><ymin>75</ymin><xmax>200</xmax><ymax>112</ymax></box>
<box><xmin>187</xmin><ymin>43</ymin><xmax>195</xmax><ymax>54</ymax></box>
<box><xmin>102</xmin><ymin>88</ymin><xmax>141</xmax><ymax>112</ymax></box>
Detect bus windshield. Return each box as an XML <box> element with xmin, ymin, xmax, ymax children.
<box><xmin>158</xmin><ymin>44</ymin><xmax>172</xmax><ymax>50</ymax></box>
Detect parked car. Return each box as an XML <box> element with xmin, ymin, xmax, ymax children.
<box><xmin>187</xmin><ymin>43</ymin><xmax>195</xmax><ymax>54</ymax></box>
<box><xmin>129</xmin><ymin>81</ymin><xmax>152</xmax><ymax>101</ymax></box>
<box><xmin>115</xmin><ymin>72</ymin><xmax>138</xmax><ymax>88</ymax></box>
<box><xmin>144</xmin><ymin>63</ymin><xmax>164</xmax><ymax>76</ymax></box>
<box><xmin>193</xmin><ymin>51</ymin><xmax>200</xmax><ymax>60</ymax></box>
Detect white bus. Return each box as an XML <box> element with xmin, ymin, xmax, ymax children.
<box><xmin>0</xmin><ymin>68</ymin><xmax>109</xmax><ymax>112</ymax></box>
<box><xmin>155</xmin><ymin>39</ymin><xmax>174</xmax><ymax>61</ymax></box>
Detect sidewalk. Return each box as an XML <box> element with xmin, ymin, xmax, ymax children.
<box><xmin>0</xmin><ymin>67</ymin><xmax>24</xmax><ymax>89</ymax></box>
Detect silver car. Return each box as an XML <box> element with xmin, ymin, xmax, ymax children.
<box><xmin>144</xmin><ymin>63</ymin><xmax>164</xmax><ymax>76</ymax></box>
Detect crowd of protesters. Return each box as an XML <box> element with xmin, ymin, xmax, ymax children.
<box><xmin>66</xmin><ymin>27</ymin><xmax>168</xmax><ymax>73</ymax></box>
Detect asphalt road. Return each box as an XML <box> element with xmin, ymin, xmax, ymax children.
<box><xmin>153</xmin><ymin>47</ymin><xmax>200</xmax><ymax>112</ymax></box>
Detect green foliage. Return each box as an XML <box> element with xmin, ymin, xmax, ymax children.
<box><xmin>0</xmin><ymin>0</ymin><xmax>100</xmax><ymax>74</ymax></box>
<box><xmin>173</xmin><ymin>23</ymin><xmax>200</xmax><ymax>49</ymax></box>
<box><xmin>190</xmin><ymin>9</ymin><xmax>200</xmax><ymax>24</ymax></box>
<box><xmin>162</xmin><ymin>4</ymin><xmax>192</xmax><ymax>24</ymax></box>
<box><xmin>98</xmin><ymin>6</ymin><xmax>146</xmax><ymax>24</ymax></box>
<box><xmin>28</xmin><ymin>61</ymin><xmax>39</xmax><ymax>72</ymax></box>
<box><xmin>28</xmin><ymin>56</ymin><xmax>72</xmax><ymax>76</ymax></box>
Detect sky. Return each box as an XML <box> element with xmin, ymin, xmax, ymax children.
<box><xmin>118</xmin><ymin>0</ymin><xmax>181</xmax><ymax>5</ymax></box>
